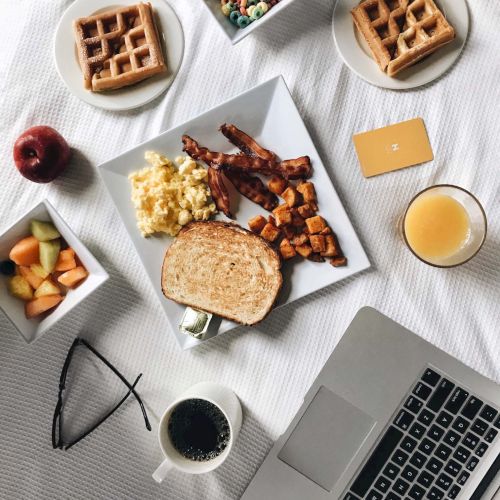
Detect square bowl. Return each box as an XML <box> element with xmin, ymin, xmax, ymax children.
<box><xmin>0</xmin><ymin>199</ymin><xmax>109</xmax><ymax>343</ymax></box>
<box><xmin>98</xmin><ymin>75</ymin><xmax>370</xmax><ymax>349</ymax></box>
<box><xmin>201</xmin><ymin>0</ymin><xmax>298</xmax><ymax>44</ymax></box>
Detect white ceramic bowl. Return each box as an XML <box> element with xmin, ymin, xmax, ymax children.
<box><xmin>0</xmin><ymin>200</ymin><xmax>109</xmax><ymax>343</ymax></box>
<box><xmin>200</xmin><ymin>0</ymin><xmax>298</xmax><ymax>44</ymax></box>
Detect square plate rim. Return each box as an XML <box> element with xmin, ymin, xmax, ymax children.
<box><xmin>98</xmin><ymin>74</ymin><xmax>370</xmax><ymax>349</ymax></box>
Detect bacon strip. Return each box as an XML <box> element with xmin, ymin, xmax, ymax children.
<box><xmin>224</xmin><ymin>169</ymin><xmax>278</xmax><ymax>212</ymax></box>
<box><xmin>207</xmin><ymin>166</ymin><xmax>232</xmax><ymax>218</ymax></box>
<box><xmin>182</xmin><ymin>135</ymin><xmax>312</xmax><ymax>180</ymax></box>
<box><xmin>219</xmin><ymin>124</ymin><xmax>277</xmax><ymax>162</ymax></box>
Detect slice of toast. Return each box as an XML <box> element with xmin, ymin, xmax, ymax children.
<box><xmin>161</xmin><ymin>221</ymin><xmax>283</xmax><ymax>325</ymax></box>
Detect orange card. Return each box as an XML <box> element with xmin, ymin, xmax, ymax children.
<box><xmin>353</xmin><ymin>118</ymin><xmax>433</xmax><ymax>178</ymax></box>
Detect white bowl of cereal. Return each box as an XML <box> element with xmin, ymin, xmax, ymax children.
<box><xmin>200</xmin><ymin>0</ymin><xmax>299</xmax><ymax>44</ymax></box>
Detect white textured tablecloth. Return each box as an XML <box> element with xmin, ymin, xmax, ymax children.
<box><xmin>1</xmin><ymin>1</ymin><xmax>499</xmax><ymax>499</ymax></box>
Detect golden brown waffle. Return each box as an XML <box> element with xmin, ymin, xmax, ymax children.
<box><xmin>351</xmin><ymin>0</ymin><xmax>455</xmax><ymax>77</ymax></box>
<box><xmin>73</xmin><ymin>2</ymin><xmax>166</xmax><ymax>92</ymax></box>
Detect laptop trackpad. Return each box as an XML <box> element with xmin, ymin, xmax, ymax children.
<box><xmin>278</xmin><ymin>386</ymin><xmax>375</xmax><ymax>492</ymax></box>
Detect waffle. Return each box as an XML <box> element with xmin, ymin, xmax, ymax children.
<box><xmin>351</xmin><ymin>0</ymin><xmax>455</xmax><ymax>77</ymax></box>
<box><xmin>73</xmin><ymin>2</ymin><xmax>166</xmax><ymax>92</ymax></box>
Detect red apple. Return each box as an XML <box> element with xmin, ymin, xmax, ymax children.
<box><xmin>13</xmin><ymin>126</ymin><xmax>71</xmax><ymax>183</ymax></box>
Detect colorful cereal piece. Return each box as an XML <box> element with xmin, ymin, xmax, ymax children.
<box><xmin>222</xmin><ymin>3</ymin><xmax>232</xmax><ymax>15</ymax></box>
<box><xmin>247</xmin><ymin>5</ymin><xmax>256</xmax><ymax>17</ymax></box>
<box><xmin>251</xmin><ymin>5</ymin><xmax>264</xmax><ymax>18</ymax></box>
<box><xmin>257</xmin><ymin>1</ymin><xmax>269</xmax><ymax>13</ymax></box>
<box><xmin>237</xmin><ymin>15</ymin><xmax>251</xmax><ymax>28</ymax></box>
<box><xmin>229</xmin><ymin>10</ymin><xmax>241</xmax><ymax>24</ymax></box>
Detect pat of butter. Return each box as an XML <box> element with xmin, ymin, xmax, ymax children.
<box><xmin>179</xmin><ymin>308</ymin><xmax>213</xmax><ymax>339</ymax></box>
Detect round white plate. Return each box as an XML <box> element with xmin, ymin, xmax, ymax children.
<box><xmin>332</xmin><ymin>0</ymin><xmax>469</xmax><ymax>90</ymax></box>
<box><xmin>54</xmin><ymin>0</ymin><xmax>184</xmax><ymax>111</ymax></box>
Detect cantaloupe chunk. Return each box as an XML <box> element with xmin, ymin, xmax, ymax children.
<box><xmin>34</xmin><ymin>279</ymin><xmax>61</xmax><ymax>298</ymax></box>
<box><xmin>57</xmin><ymin>266</ymin><xmax>88</xmax><ymax>288</ymax></box>
<box><xmin>54</xmin><ymin>248</ymin><xmax>77</xmax><ymax>272</ymax></box>
<box><xmin>18</xmin><ymin>266</ymin><xmax>44</xmax><ymax>289</ymax></box>
<box><xmin>9</xmin><ymin>236</ymin><xmax>39</xmax><ymax>266</ymax></box>
<box><xmin>25</xmin><ymin>295</ymin><xmax>63</xmax><ymax>319</ymax></box>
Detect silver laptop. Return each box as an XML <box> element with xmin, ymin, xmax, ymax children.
<box><xmin>243</xmin><ymin>307</ymin><xmax>500</xmax><ymax>500</ymax></box>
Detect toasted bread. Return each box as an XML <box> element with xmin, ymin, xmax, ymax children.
<box><xmin>161</xmin><ymin>221</ymin><xmax>282</xmax><ymax>325</ymax></box>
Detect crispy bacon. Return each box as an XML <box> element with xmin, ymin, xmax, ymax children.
<box><xmin>182</xmin><ymin>135</ymin><xmax>312</xmax><ymax>180</ymax></box>
<box><xmin>219</xmin><ymin>124</ymin><xmax>277</xmax><ymax>162</ymax></box>
<box><xmin>224</xmin><ymin>169</ymin><xmax>278</xmax><ymax>212</ymax></box>
<box><xmin>207</xmin><ymin>166</ymin><xmax>232</xmax><ymax>218</ymax></box>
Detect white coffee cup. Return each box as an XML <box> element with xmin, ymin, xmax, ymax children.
<box><xmin>152</xmin><ymin>381</ymin><xmax>242</xmax><ymax>482</ymax></box>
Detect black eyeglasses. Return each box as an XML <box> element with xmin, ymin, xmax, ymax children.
<box><xmin>52</xmin><ymin>337</ymin><xmax>151</xmax><ymax>450</ymax></box>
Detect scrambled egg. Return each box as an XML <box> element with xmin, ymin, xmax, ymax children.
<box><xmin>128</xmin><ymin>152</ymin><xmax>217</xmax><ymax>237</ymax></box>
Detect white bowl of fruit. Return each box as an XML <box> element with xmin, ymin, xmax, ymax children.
<box><xmin>0</xmin><ymin>199</ymin><xmax>109</xmax><ymax>343</ymax></box>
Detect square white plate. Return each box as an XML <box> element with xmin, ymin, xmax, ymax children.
<box><xmin>98</xmin><ymin>75</ymin><xmax>370</xmax><ymax>349</ymax></box>
<box><xmin>200</xmin><ymin>0</ymin><xmax>298</xmax><ymax>44</ymax></box>
<box><xmin>0</xmin><ymin>200</ymin><xmax>109</xmax><ymax>343</ymax></box>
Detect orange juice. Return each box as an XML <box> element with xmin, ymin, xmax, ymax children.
<box><xmin>404</xmin><ymin>193</ymin><xmax>470</xmax><ymax>261</ymax></box>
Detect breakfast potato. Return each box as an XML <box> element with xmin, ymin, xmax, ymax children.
<box><xmin>305</xmin><ymin>215</ymin><xmax>327</xmax><ymax>234</ymax></box>
<box><xmin>273</xmin><ymin>204</ymin><xmax>292</xmax><ymax>227</ymax></box>
<box><xmin>297</xmin><ymin>181</ymin><xmax>317</xmax><ymax>204</ymax></box>
<box><xmin>291</xmin><ymin>210</ymin><xmax>305</xmax><ymax>229</ymax></box>
<box><xmin>279</xmin><ymin>238</ymin><xmax>296</xmax><ymax>260</ymax></box>
<box><xmin>291</xmin><ymin>233</ymin><xmax>309</xmax><ymax>246</ymax></box>
<box><xmin>268</xmin><ymin>175</ymin><xmax>288</xmax><ymax>195</ymax></box>
<box><xmin>297</xmin><ymin>204</ymin><xmax>314</xmax><ymax>219</ymax></box>
<box><xmin>295</xmin><ymin>244</ymin><xmax>313</xmax><ymax>259</ymax></box>
<box><xmin>330</xmin><ymin>256</ymin><xmax>348</xmax><ymax>267</ymax></box>
<box><xmin>320</xmin><ymin>227</ymin><xmax>332</xmax><ymax>235</ymax></box>
<box><xmin>321</xmin><ymin>235</ymin><xmax>339</xmax><ymax>257</ymax></box>
<box><xmin>282</xmin><ymin>225</ymin><xmax>296</xmax><ymax>240</ymax></box>
<box><xmin>260</xmin><ymin>223</ymin><xmax>281</xmax><ymax>242</ymax></box>
<box><xmin>281</xmin><ymin>186</ymin><xmax>302</xmax><ymax>208</ymax></box>
<box><xmin>307</xmin><ymin>253</ymin><xmax>325</xmax><ymax>263</ymax></box>
<box><xmin>310</xmin><ymin>234</ymin><xmax>326</xmax><ymax>253</ymax></box>
<box><xmin>248</xmin><ymin>215</ymin><xmax>267</xmax><ymax>233</ymax></box>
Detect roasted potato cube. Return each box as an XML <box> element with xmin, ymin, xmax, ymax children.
<box><xmin>320</xmin><ymin>227</ymin><xmax>332</xmax><ymax>235</ymax></box>
<box><xmin>305</xmin><ymin>215</ymin><xmax>327</xmax><ymax>234</ymax></box>
<box><xmin>268</xmin><ymin>215</ymin><xmax>277</xmax><ymax>226</ymax></box>
<box><xmin>279</xmin><ymin>238</ymin><xmax>296</xmax><ymax>260</ymax></box>
<box><xmin>330</xmin><ymin>256</ymin><xmax>347</xmax><ymax>267</ymax></box>
<box><xmin>295</xmin><ymin>244</ymin><xmax>313</xmax><ymax>259</ymax></box>
<box><xmin>297</xmin><ymin>182</ymin><xmax>317</xmax><ymax>203</ymax></box>
<box><xmin>248</xmin><ymin>215</ymin><xmax>267</xmax><ymax>233</ymax></box>
<box><xmin>292</xmin><ymin>233</ymin><xmax>309</xmax><ymax>246</ymax></box>
<box><xmin>307</xmin><ymin>253</ymin><xmax>325</xmax><ymax>263</ymax></box>
<box><xmin>260</xmin><ymin>223</ymin><xmax>281</xmax><ymax>242</ymax></box>
<box><xmin>268</xmin><ymin>175</ymin><xmax>288</xmax><ymax>195</ymax></box>
<box><xmin>297</xmin><ymin>204</ymin><xmax>314</xmax><ymax>219</ymax></box>
<box><xmin>282</xmin><ymin>225</ymin><xmax>295</xmax><ymax>240</ymax></box>
<box><xmin>275</xmin><ymin>211</ymin><xmax>292</xmax><ymax>227</ymax></box>
<box><xmin>281</xmin><ymin>186</ymin><xmax>302</xmax><ymax>208</ymax></box>
<box><xmin>309</xmin><ymin>201</ymin><xmax>319</xmax><ymax>212</ymax></box>
<box><xmin>309</xmin><ymin>234</ymin><xmax>326</xmax><ymax>253</ymax></box>
<box><xmin>321</xmin><ymin>235</ymin><xmax>339</xmax><ymax>257</ymax></box>
<box><xmin>273</xmin><ymin>204</ymin><xmax>292</xmax><ymax>227</ymax></box>
<box><xmin>291</xmin><ymin>212</ymin><xmax>305</xmax><ymax>228</ymax></box>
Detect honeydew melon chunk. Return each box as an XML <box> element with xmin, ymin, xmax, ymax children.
<box><xmin>30</xmin><ymin>220</ymin><xmax>61</xmax><ymax>241</ymax></box>
<box><xmin>40</xmin><ymin>240</ymin><xmax>61</xmax><ymax>273</ymax></box>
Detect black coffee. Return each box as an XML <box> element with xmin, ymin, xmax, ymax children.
<box><xmin>168</xmin><ymin>399</ymin><xmax>230</xmax><ymax>462</ymax></box>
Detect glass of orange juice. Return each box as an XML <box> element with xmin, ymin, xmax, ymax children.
<box><xmin>402</xmin><ymin>185</ymin><xmax>487</xmax><ymax>267</ymax></box>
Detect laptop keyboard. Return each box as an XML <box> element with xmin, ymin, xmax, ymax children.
<box><xmin>344</xmin><ymin>368</ymin><xmax>500</xmax><ymax>500</ymax></box>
